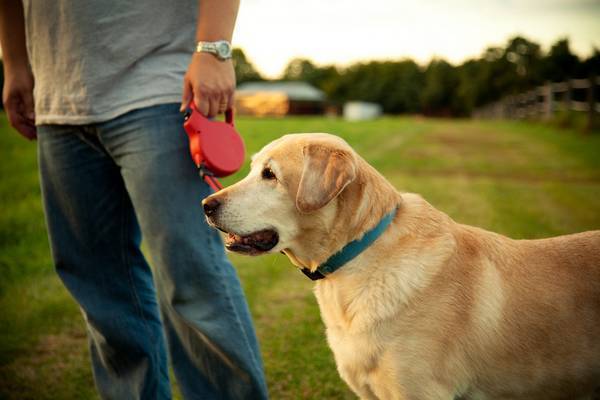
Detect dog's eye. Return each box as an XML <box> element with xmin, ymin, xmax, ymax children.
<box><xmin>261</xmin><ymin>167</ymin><xmax>276</xmax><ymax>180</ymax></box>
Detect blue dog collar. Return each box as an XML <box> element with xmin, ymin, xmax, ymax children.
<box><xmin>301</xmin><ymin>207</ymin><xmax>398</xmax><ymax>280</ymax></box>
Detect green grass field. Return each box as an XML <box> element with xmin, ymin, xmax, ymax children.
<box><xmin>1</xmin><ymin>113</ymin><xmax>599</xmax><ymax>399</ymax></box>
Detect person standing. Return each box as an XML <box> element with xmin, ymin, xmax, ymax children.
<box><xmin>0</xmin><ymin>0</ymin><xmax>269</xmax><ymax>399</ymax></box>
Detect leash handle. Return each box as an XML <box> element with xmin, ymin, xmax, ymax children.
<box><xmin>185</xmin><ymin>108</ymin><xmax>235</xmax><ymax>170</ymax></box>
<box><xmin>184</xmin><ymin>102</ymin><xmax>242</xmax><ymax>192</ymax></box>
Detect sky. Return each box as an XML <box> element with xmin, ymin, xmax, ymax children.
<box><xmin>233</xmin><ymin>0</ymin><xmax>600</xmax><ymax>78</ymax></box>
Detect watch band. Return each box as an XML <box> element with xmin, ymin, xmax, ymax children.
<box><xmin>195</xmin><ymin>40</ymin><xmax>232</xmax><ymax>60</ymax></box>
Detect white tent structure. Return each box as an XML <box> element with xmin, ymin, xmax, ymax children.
<box><xmin>343</xmin><ymin>101</ymin><xmax>383</xmax><ymax>121</ymax></box>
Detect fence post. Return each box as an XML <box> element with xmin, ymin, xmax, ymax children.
<box><xmin>565</xmin><ymin>79</ymin><xmax>572</xmax><ymax>112</ymax></box>
<box><xmin>587</xmin><ymin>75</ymin><xmax>596</xmax><ymax>133</ymax></box>
<box><xmin>543</xmin><ymin>82</ymin><xmax>553</xmax><ymax>120</ymax></box>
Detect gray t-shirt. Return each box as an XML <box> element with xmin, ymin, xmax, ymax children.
<box><xmin>22</xmin><ymin>0</ymin><xmax>197</xmax><ymax>125</ymax></box>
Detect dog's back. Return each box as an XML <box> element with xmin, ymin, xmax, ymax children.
<box><xmin>447</xmin><ymin>226</ymin><xmax>600</xmax><ymax>399</ymax></box>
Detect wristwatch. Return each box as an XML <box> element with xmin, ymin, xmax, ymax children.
<box><xmin>195</xmin><ymin>40</ymin><xmax>233</xmax><ymax>60</ymax></box>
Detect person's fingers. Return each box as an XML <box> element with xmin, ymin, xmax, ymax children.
<box><xmin>22</xmin><ymin>89</ymin><xmax>35</xmax><ymax>121</ymax></box>
<box><xmin>194</xmin><ymin>91</ymin><xmax>210</xmax><ymax>117</ymax></box>
<box><xmin>180</xmin><ymin>80</ymin><xmax>192</xmax><ymax>112</ymax></box>
<box><xmin>217</xmin><ymin>94</ymin><xmax>227</xmax><ymax>114</ymax></box>
<box><xmin>5</xmin><ymin>101</ymin><xmax>20</xmax><ymax>130</ymax></box>
<box><xmin>18</xmin><ymin>92</ymin><xmax>37</xmax><ymax>140</ymax></box>
<box><xmin>227</xmin><ymin>91</ymin><xmax>235</xmax><ymax>112</ymax></box>
<box><xmin>4</xmin><ymin>98</ymin><xmax>34</xmax><ymax>140</ymax></box>
<box><xmin>7</xmin><ymin>106</ymin><xmax>37</xmax><ymax>140</ymax></box>
<box><xmin>207</xmin><ymin>95</ymin><xmax>220</xmax><ymax>118</ymax></box>
<box><xmin>16</xmin><ymin>119</ymin><xmax>37</xmax><ymax>140</ymax></box>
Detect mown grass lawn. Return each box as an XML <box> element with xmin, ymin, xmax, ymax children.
<box><xmin>1</xmin><ymin>113</ymin><xmax>599</xmax><ymax>399</ymax></box>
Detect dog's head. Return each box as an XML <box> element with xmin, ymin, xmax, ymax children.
<box><xmin>202</xmin><ymin>133</ymin><xmax>360</xmax><ymax>266</ymax></box>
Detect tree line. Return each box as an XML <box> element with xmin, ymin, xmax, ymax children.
<box><xmin>233</xmin><ymin>36</ymin><xmax>600</xmax><ymax>116</ymax></box>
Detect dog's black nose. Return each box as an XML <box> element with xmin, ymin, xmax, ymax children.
<box><xmin>203</xmin><ymin>198</ymin><xmax>221</xmax><ymax>217</ymax></box>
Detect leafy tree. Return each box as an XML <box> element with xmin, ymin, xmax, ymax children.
<box><xmin>232</xmin><ymin>48</ymin><xmax>263</xmax><ymax>85</ymax></box>
<box><xmin>502</xmin><ymin>36</ymin><xmax>544</xmax><ymax>91</ymax></box>
<box><xmin>542</xmin><ymin>39</ymin><xmax>579</xmax><ymax>81</ymax></box>
<box><xmin>382</xmin><ymin>60</ymin><xmax>424</xmax><ymax>113</ymax></box>
<box><xmin>282</xmin><ymin>58</ymin><xmax>318</xmax><ymax>81</ymax></box>
<box><xmin>420</xmin><ymin>59</ymin><xmax>459</xmax><ymax>115</ymax></box>
<box><xmin>579</xmin><ymin>48</ymin><xmax>600</xmax><ymax>78</ymax></box>
<box><xmin>282</xmin><ymin>58</ymin><xmax>341</xmax><ymax>99</ymax></box>
<box><xmin>459</xmin><ymin>37</ymin><xmax>544</xmax><ymax>110</ymax></box>
<box><xmin>455</xmin><ymin>59</ymin><xmax>486</xmax><ymax>115</ymax></box>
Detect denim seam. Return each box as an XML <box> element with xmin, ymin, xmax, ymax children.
<box><xmin>74</xmin><ymin>127</ymin><xmax>110</xmax><ymax>157</ymax></box>
<box><xmin>218</xmin><ymin>268</ymin><xmax>265</xmax><ymax>389</ymax></box>
<box><xmin>120</xmin><ymin>188</ymin><xmax>161</xmax><ymax>383</ymax></box>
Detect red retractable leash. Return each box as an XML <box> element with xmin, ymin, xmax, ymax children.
<box><xmin>183</xmin><ymin>103</ymin><xmax>245</xmax><ymax>192</ymax></box>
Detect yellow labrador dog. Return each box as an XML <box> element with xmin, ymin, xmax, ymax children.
<box><xmin>202</xmin><ymin>133</ymin><xmax>600</xmax><ymax>400</ymax></box>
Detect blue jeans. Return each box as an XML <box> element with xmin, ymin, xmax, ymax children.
<box><xmin>37</xmin><ymin>104</ymin><xmax>268</xmax><ymax>400</ymax></box>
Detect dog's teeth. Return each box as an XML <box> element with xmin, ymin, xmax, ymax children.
<box><xmin>227</xmin><ymin>233</ymin><xmax>243</xmax><ymax>244</ymax></box>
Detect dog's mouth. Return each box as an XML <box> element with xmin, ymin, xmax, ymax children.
<box><xmin>224</xmin><ymin>229</ymin><xmax>279</xmax><ymax>255</ymax></box>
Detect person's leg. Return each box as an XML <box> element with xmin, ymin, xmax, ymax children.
<box><xmin>37</xmin><ymin>125</ymin><xmax>171</xmax><ymax>399</ymax></box>
<box><xmin>98</xmin><ymin>104</ymin><xmax>268</xmax><ymax>400</ymax></box>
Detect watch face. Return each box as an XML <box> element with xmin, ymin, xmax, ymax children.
<box><xmin>217</xmin><ymin>42</ymin><xmax>232</xmax><ymax>58</ymax></box>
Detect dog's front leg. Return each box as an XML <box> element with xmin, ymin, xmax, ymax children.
<box><xmin>351</xmin><ymin>384</ymin><xmax>380</xmax><ymax>400</ymax></box>
<box><xmin>394</xmin><ymin>379</ymin><xmax>456</xmax><ymax>400</ymax></box>
<box><xmin>336</xmin><ymin>365</ymin><xmax>381</xmax><ymax>400</ymax></box>
<box><xmin>339</xmin><ymin>366</ymin><xmax>413</xmax><ymax>400</ymax></box>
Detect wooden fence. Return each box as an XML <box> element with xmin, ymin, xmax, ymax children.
<box><xmin>473</xmin><ymin>76</ymin><xmax>599</xmax><ymax>129</ymax></box>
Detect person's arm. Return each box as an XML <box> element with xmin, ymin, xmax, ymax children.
<box><xmin>180</xmin><ymin>0</ymin><xmax>240</xmax><ymax>118</ymax></box>
<box><xmin>0</xmin><ymin>0</ymin><xmax>36</xmax><ymax>139</ymax></box>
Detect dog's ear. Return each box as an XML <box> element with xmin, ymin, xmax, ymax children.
<box><xmin>296</xmin><ymin>144</ymin><xmax>356</xmax><ymax>213</ymax></box>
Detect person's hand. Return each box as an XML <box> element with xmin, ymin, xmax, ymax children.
<box><xmin>2</xmin><ymin>66</ymin><xmax>36</xmax><ymax>140</ymax></box>
<box><xmin>180</xmin><ymin>52</ymin><xmax>236</xmax><ymax>118</ymax></box>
